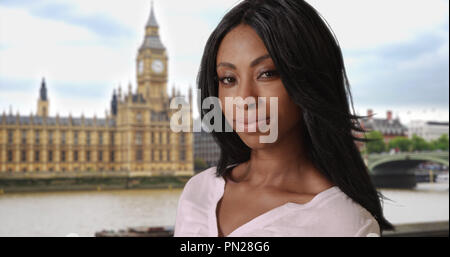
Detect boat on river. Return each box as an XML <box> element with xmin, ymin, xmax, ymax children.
<box><xmin>95</xmin><ymin>226</ymin><xmax>174</xmax><ymax>237</ymax></box>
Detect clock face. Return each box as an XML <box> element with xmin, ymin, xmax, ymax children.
<box><xmin>152</xmin><ymin>59</ymin><xmax>164</xmax><ymax>73</ymax></box>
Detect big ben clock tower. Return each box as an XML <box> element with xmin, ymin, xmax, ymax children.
<box><xmin>137</xmin><ymin>1</ymin><xmax>168</xmax><ymax>110</ymax></box>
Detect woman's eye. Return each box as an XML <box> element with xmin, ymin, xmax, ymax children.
<box><xmin>258</xmin><ymin>70</ymin><xmax>278</xmax><ymax>79</ymax></box>
<box><xmin>219</xmin><ymin>76</ymin><xmax>236</xmax><ymax>86</ymax></box>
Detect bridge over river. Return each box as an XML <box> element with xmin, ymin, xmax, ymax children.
<box><xmin>365</xmin><ymin>151</ymin><xmax>449</xmax><ymax>188</ymax></box>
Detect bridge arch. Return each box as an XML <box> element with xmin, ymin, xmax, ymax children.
<box><xmin>368</xmin><ymin>152</ymin><xmax>449</xmax><ymax>171</ymax></box>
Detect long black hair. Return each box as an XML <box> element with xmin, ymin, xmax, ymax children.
<box><xmin>197</xmin><ymin>0</ymin><xmax>394</xmax><ymax>232</ymax></box>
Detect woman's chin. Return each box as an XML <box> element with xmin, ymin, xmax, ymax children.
<box><xmin>237</xmin><ymin>132</ymin><xmax>276</xmax><ymax>149</ymax></box>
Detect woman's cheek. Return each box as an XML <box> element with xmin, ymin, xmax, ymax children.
<box><xmin>219</xmin><ymin>96</ymin><xmax>235</xmax><ymax>128</ymax></box>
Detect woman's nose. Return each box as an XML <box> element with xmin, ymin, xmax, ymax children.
<box><xmin>237</xmin><ymin>77</ymin><xmax>257</xmax><ymax>110</ymax></box>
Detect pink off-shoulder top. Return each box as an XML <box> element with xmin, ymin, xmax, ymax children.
<box><xmin>174</xmin><ymin>166</ymin><xmax>380</xmax><ymax>237</ymax></box>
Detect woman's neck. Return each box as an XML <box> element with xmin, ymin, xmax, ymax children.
<box><xmin>237</xmin><ymin>122</ymin><xmax>314</xmax><ymax>188</ymax></box>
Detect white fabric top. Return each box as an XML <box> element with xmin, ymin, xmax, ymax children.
<box><xmin>174</xmin><ymin>166</ymin><xmax>380</xmax><ymax>237</ymax></box>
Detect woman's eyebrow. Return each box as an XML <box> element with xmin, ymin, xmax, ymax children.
<box><xmin>250</xmin><ymin>54</ymin><xmax>270</xmax><ymax>67</ymax></box>
<box><xmin>216</xmin><ymin>54</ymin><xmax>271</xmax><ymax>69</ymax></box>
<box><xmin>217</xmin><ymin>62</ymin><xmax>236</xmax><ymax>69</ymax></box>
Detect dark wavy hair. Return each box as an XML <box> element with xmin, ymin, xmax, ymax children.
<box><xmin>197</xmin><ymin>0</ymin><xmax>394</xmax><ymax>232</ymax></box>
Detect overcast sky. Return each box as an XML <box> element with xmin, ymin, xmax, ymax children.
<box><xmin>0</xmin><ymin>0</ymin><xmax>448</xmax><ymax>124</ymax></box>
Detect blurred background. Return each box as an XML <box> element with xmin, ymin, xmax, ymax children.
<box><xmin>0</xmin><ymin>0</ymin><xmax>448</xmax><ymax>237</ymax></box>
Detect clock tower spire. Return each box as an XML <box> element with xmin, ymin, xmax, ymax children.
<box><xmin>37</xmin><ymin>77</ymin><xmax>49</xmax><ymax>117</ymax></box>
<box><xmin>137</xmin><ymin>1</ymin><xmax>168</xmax><ymax>108</ymax></box>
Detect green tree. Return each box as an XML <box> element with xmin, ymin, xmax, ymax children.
<box><xmin>194</xmin><ymin>157</ymin><xmax>208</xmax><ymax>171</ymax></box>
<box><xmin>388</xmin><ymin>136</ymin><xmax>412</xmax><ymax>152</ymax></box>
<box><xmin>411</xmin><ymin>134</ymin><xmax>432</xmax><ymax>151</ymax></box>
<box><xmin>366</xmin><ymin>131</ymin><xmax>386</xmax><ymax>153</ymax></box>
<box><xmin>430</xmin><ymin>133</ymin><xmax>449</xmax><ymax>151</ymax></box>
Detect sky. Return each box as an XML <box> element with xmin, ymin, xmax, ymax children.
<box><xmin>0</xmin><ymin>0</ymin><xmax>448</xmax><ymax>125</ymax></box>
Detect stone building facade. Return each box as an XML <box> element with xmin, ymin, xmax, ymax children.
<box><xmin>0</xmin><ymin>4</ymin><xmax>193</xmax><ymax>175</ymax></box>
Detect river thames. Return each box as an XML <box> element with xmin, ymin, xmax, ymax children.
<box><xmin>0</xmin><ymin>182</ymin><xmax>448</xmax><ymax>236</ymax></box>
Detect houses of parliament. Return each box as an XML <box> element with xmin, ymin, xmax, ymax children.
<box><xmin>0</xmin><ymin>4</ymin><xmax>194</xmax><ymax>175</ymax></box>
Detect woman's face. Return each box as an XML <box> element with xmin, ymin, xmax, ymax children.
<box><xmin>217</xmin><ymin>24</ymin><xmax>302</xmax><ymax>149</ymax></box>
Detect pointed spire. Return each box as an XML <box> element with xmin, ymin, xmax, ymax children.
<box><xmin>140</xmin><ymin>0</ymin><xmax>165</xmax><ymax>51</ymax></box>
<box><xmin>127</xmin><ymin>82</ymin><xmax>133</xmax><ymax>103</ymax></box>
<box><xmin>40</xmin><ymin>77</ymin><xmax>48</xmax><ymax>101</ymax></box>
<box><xmin>111</xmin><ymin>89</ymin><xmax>118</xmax><ymax>116</ymax></box>
<box><xmin>118</xmin><ymin>84</ymin><xmax>122</xmax><ymax>101</ymax></box>
<box><xmin>146</xmin><ymin>1</ymin><xmax>159</xmax><ymax>28</ymax></box>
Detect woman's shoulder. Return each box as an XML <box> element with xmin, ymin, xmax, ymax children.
<box><xmin>316</xmin><ymin>187</ymin><xmax>381</xmax><ymax>236</ymax></box>
<box><xmin>284</xmin><ymin>187</ymin><xmax>380</xmax><ymax>236</ymax></box>
<box><xmin>174</xmin><ymin>166</ymin><xmax>220</xmax><ymax>237</ymax></box>
<box><xmin>179</xmin><ymin>166</ymin><xmax>222</xmax><ymax>202</ymax></box>
<box><xmin>184</xmin><ymin>166</ymin><xmax>219</xmax><ymax>189</ymax></box>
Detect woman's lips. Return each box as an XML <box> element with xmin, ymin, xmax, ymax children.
<box><xmin>234</xmin><ymin>111</ymin><xmax>269</xmax><ymax>124</ymax></box>
<box><xmin>234</xmin><ymin>117</ymin><xmax>270</xmax><ymax>132</ymax></box>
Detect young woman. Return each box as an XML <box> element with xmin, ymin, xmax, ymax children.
<box><xmin>175</xmin><ymin>0</ymin><xmax>393</xmax><ymax>237</ymax></box>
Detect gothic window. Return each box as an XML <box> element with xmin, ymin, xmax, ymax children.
<box><xmin>86</xmin><ymin>151</ymin><xmax>91</xmax><ymax>162</ymax></box>
<box><xmin>180</xmin><ymin>149</ymin><xmax>186</xmax><ymax>161</ymax></box>
<box><xmin>136</xmin><ymin>112</ymin><xmax>142</xmax><ymax>123</ymax></box>
<box><xmin>74</xmin><ymin>131</ymin><xmax>78</xmax><ymax>145</ymax></box>
<box><xmin>110</xmin><ymin>151</ymin><xmax>115</xmax><ymax>162</ymax></box>
<box><xmin>35</xmin><ymin>150</ymin><xmax>40</xmax><ymax>162</ymax></box>
<box><xmin>21</xmin><ymin>150</ymin><xmax>26</xmax><ymax>162</ymax></box>
<box><xmin>48</xmin><ymin>150</ymin><xmax>53</xmax><ymax>162</ymax></box>
<box><xmin>136</xmin><ymin>149</ymin><xmax>143</xmax><ymax>161</ymax></box>
<box><xmin>8</xmin><ymin>130</ymin><xmax>13</xmax><ymax>144</ymax></box>
<box><xmin>86</xmin><ymin>131</ymin><xmax>91</xmax><ymax>145</ymax></box>
<box><xmin>61</xmin><ymin>151</ymin><xmax>66</xmax><ymax>162</ymax></box>
<box><xmin>61</xmin><ymin>131</ymin><xmax>66</xmax><ymax>145</ymax></box>
<box><xmin>180</xmin><ymin>133</ymin><xmax>185</xmax><ymax>144</ymax></box>
<box><xmin>35</xmin><ymin>130</ymin><xmax>40</xmax><ymax>144</ymax></box>
<box><xmin>135</xmin><ymin>132</ymin><xmax>143</xmax><ymax>145</ymax></box>
<box><xmin>21</xmin><ymin>130</ymin><xmax>27</xmax><ymax>145</ymax></box>
<box><xmin>7</xmin><ymin>150</ymin><xmax>13</xmax><ymax>162</ymax></box>
<box><xmin>98</xmin><ymin>132</ymin><xmax>103</xmax><ymax>145</ymax></box>
<box><xmin>48</xmin><ymin>131</ymin><xmax>53</xmax><ymax>145</ymax></box>
<box><xmin>74</xmin><ymin>151</ymin><xmax>78</xmax><ymax>161</ymax></box>
<box><xmin>98</xmin><ymin>151</ymin><xmax>103</xmax><ymax>162</ymax></box>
